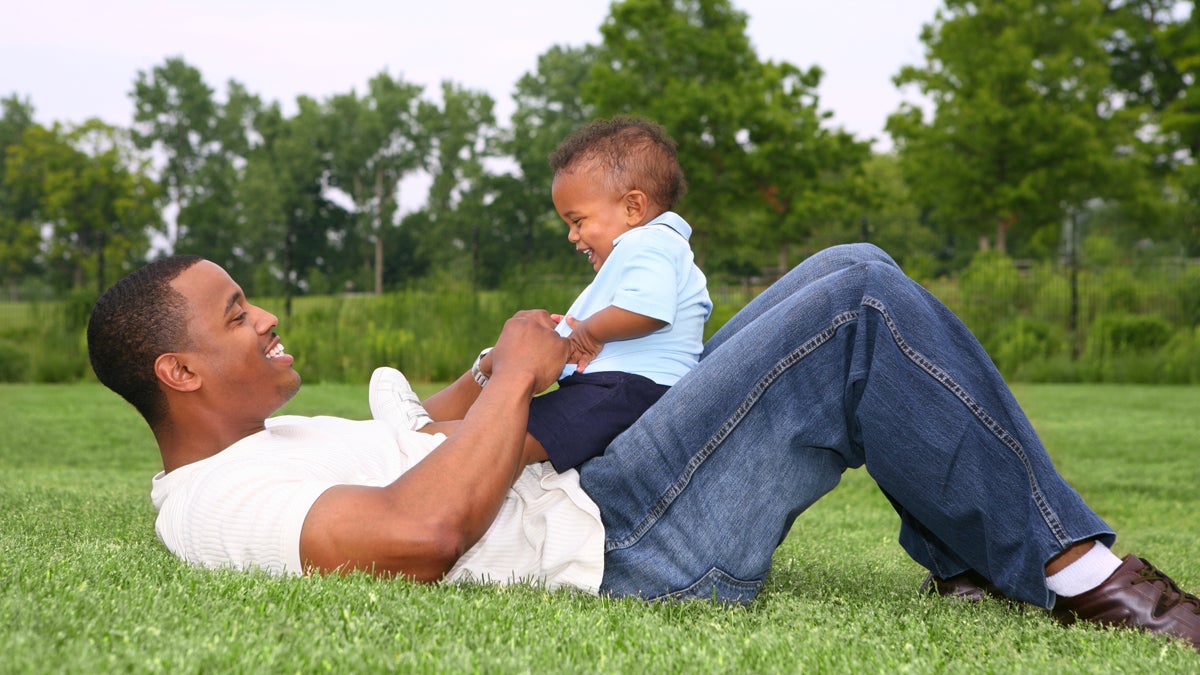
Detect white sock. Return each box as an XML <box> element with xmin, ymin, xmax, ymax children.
<box><xmin>1046</xmin><ymin>541</ymin><xmax>1123</xmax><ymax>598</ymax></box>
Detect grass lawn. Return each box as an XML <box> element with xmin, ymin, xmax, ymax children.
<box><xmin>2</xmin><ymin>382</ymin><xmax>1198</xmax><ymax>672</ymax></box>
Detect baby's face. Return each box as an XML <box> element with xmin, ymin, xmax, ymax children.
<box><xmin>551</xmin><ymin>168</ymin><xmax>636</xmax><ymax>272</ymax></box>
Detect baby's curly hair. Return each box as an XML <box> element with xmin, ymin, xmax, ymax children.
<box><xmin>549</xmin><ymin>116</ymin><xmax>687</xmax><ymax>211</ymax></box>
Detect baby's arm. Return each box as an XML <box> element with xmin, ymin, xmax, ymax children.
<box><xmin>559</xmin><ymin>306</ymin><xmax>667</xmax><ymax>373</ymax></box>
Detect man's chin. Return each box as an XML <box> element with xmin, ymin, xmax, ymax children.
<box><xmin>277</xmin><ymin>372</ymin><xmax>302</xmax><ymax>408</ymax></box>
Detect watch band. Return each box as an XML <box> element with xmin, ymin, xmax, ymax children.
<box><xmin>471</xmin><ymin>347</ymin><xmax>494</xmax><ymax>387</ymax></box>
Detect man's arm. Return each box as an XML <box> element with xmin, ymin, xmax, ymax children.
<box><xmin>421</xmin><ymin>370</ymin><xmax>489</xmax><ymax>422</ymax></box>
<box><xmin>561</xmin><ymin>306</ymin><xmax>668</xmax><ymax>372</ymax></box>
<box><xmin>297</xmin><ymin>310</ymin><xmax>568</xmax><ymax>581</ymax></box>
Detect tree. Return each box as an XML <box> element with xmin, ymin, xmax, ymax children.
<box><xmin>857</xmin><ymin>153</ymin><xmax>942</xmax><ymax>279</ymax></box>
<box><xmin>1105</xmin><ymin>1</ymin><xmax>1198</xmax><ymax>155</ymax></box>
<box><xmin>1103</xmin><ymin>1</ymin><xmax>1200</xmax><ymax>255</ymax></box>
<box><xmin>240</xmin><ymin>99</ymin><xmax>350</xmax><ymax>312</ymax></box>
<box><xmin>584</xmin><ymin>0</ymin><xmax>765</xmax><ymax>262</ymax></box>
<box><xmin>0</xmin><ymin>95</ymin><xmax>40</xmax><ymax>298</ymax></box>
<box><xmin>130</xmin><ymin>57</ymin><xmax>217</xmax><ymax>252</ymax></box>
<box><xmin>413</xmin><ymin>82</ymin><xmax>500</xmax><ymax>289</ymax></box>
<box><xmin>889</xmin><ymin>0</ymin><xmax>1140</xmax><ymax>256</ymax></box>
<box><xmin>505</xmin><ymin>45</ymin><xmax>598</xmax><ymax>276</ymax></box>
<box><xmin>742</xmin><ymin>60</ymin><xmax>872</xmax><ymax>272</ymax></box>
<box><xmin>4</xmin><ymin>121</ymin><xmax>160</xmax><ymax>294</ymax></box>
<box><xmin>131</xmin><ymin>58</ymin><xmax>267</xmax><ymax>268</ymax></box>
<box><xmin>583</xmin><ymin>0</ymin><xmax>870</xmax><ymax>273</ymax></box>
<box><xmin>325</xmin><ymin>71</ymin><xmax>427</xmax><ymax>294</ymax></box>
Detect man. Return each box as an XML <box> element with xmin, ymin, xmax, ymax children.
<box><xmin>87</xmin><ymin>245</ymin><xmax>1200</xmax><ymax>652</ymax></box>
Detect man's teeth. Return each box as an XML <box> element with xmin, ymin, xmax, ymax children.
<box><xmin>267</xmin><ymin>343</ymin><xmax>285</xmax><ymax>358</ymax></box>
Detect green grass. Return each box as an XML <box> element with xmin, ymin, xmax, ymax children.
<box><xmin>2</xmin><ymin>383</ymin><xmax>1198</xmax><ymax>672</ymax></box>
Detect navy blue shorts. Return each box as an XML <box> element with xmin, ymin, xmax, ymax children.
<box><xmin>527</xmin><ymin>371</ymin><xmax>670</xmax><ymax>472</ymax></box>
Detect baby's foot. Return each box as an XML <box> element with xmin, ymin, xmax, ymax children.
<box><xmin>368</xmin><ymin>367</ymin><xmax>433</xmax><ymax>432</ymax></box>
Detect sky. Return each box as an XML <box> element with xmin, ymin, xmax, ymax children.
<box><xmin>2</xmin><ymin>0</ymin><xmax>942</xmax><ymax>152</ymax></box>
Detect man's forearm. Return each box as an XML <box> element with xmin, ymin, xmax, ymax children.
<box><xmin>299</xmin><ymin>310</ymin><xmax>567</xmax><ymax>580</ymax></box>
<box><xmin>389</xmin><ymin>368</ymin><xmax>538</xmax><ymax>550</ymax></box>
<box><xmin>422</xmin><ymin>370</ymin><xmax>485</xmax><ymax>422</ymax></box>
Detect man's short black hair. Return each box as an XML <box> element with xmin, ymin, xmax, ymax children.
<box><xmin>87</xmin><ymin>255</ymin><xmax>202</xmax><ymax>428</ymax></box>
<box><xmin>549</xmin><ymin>115</ymin><xmax>688</xmax><ymax>211</ymax></box>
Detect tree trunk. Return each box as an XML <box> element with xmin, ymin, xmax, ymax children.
<box><xmin>374</xmin><ymin>167</ymin><xmax>385</xmax><ymax>295</ymax></box>
<box><xmin>95</xmin><ymin>231</ymin><xmax>107</xmax><ymax>296</ymax></box>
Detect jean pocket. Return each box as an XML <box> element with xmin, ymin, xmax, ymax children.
<box><xmin>661</xmin><ymin>566</ymin><xmax>764</xmax><ymax>604</ymax></box>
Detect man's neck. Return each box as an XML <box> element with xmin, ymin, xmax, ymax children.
<box><xmin>155</xmin><ymin>413</ymin><xmax>267</xmax><ymax>474</ymax></box>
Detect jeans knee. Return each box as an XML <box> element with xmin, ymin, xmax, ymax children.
<box><xmin>847</xmin><ymin>243</ymin><xmax>899</xmax><ymax>267</ymax></box>
<box><xmin>812</xmin><ymin>243</ymin><xmax>900</xmax><ymax>272</ymax></box>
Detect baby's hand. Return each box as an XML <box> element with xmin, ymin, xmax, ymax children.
<box><xmin>561</xmin><ymin>316</ymin><xmax>603</xmax><ymax>373</ymax></box>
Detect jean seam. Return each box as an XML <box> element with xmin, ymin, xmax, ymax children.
<box><xmin>658</xmin><ymin>566</ymin><xmax>764</xmax><ymax>603</ymax></box>
<box><xmin>861</xmin><ymin>294</ymin><xmax>1072</xmax><ymax>547</ymax></box>
<box><xmin>605</xmin><ymin>309</ymin><xmax>861</xmax><ymax>552</ymax></box>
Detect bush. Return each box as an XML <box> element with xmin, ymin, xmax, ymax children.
<box><xmin>1180</xmin><ymin>267</ymin><xmax>1200</xmax><ymax>327</ymax></box>
<box><xmin>1085</xmin><ymin>313</ymin><xmax>1174</xmax><ymax>358</ymax></box>
<box><xmin>32</xmin><ymin>350</ymin><xmax>87</xmax><ymax>383</ymax></box>
<box><xmin>1097</xmin><ymin>268</ymin><xmax>1141</xmax><ymax>315</ymax></box>
<box><xmin>958</xmin><ymin>251</ymin><xmax>1028</xmax><ymax>346</ymax></box>
<box><xmin>990</xmin><ymin>317</ymin><xmax>1066</xmax><ymax>379</ymax></box>
<box><xmin>0</xmin><ymin>340</ymin><xmax>30</xmax><ymax>382</ymax></box>
<box><xmin>1158</xmin><ymin>327</ymin><xmax>1200</xmax><ymax>384</ymax></box>
<box><xmin>1076</xmin><ymin>313</ymin><xmax>1178</xmax><ymax>384</ymax></box>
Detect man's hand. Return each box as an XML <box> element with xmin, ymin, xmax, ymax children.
<box><xmin>490</xmin><ymin>310</ymin><xmax>568</xmax><ymax>392</ymax></box>
<box><xmin>299</xmin><ymin>309</ymin><xmax>568</xmax><ymax>581</ymax></box>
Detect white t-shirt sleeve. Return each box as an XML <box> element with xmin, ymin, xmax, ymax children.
<box><xmin>151</xmin><ymin>417</ymin><xmax>420</xmax><ymax>576</ymax></box>
<box><xmin>155</xmin><ymin>460</ymin><xmax>332</xmax><ymax>575</ymax></box>
<box><xmin>150</xmin><ymin>416</ymin><xmax>605</xmax><ymax>591</ymax></box>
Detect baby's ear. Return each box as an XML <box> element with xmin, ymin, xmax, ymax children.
<box><xmin>623</xmin><ymin>189</ymin><xmax>649</xmax><ymax>226</ymax></box>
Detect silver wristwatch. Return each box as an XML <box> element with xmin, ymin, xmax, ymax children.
<box><xmin>471</xmin><ymin>347</ymin><xmax>494</xmax><ymax>387</ymax></box>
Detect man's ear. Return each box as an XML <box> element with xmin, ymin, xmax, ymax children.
<box><xmin>622</xmin><ymin>189</ymin><xmax>649</xmax><ymax>227</ymax></box>
<box><xmin>154</xmin><ymin>353</ymin><xmax>201</xmax><ymax>393</ymax></box>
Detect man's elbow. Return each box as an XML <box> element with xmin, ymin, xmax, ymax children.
<box><xmin>385</xmin><ymin>518</ymin><xmax>473</xmax><ymax>583</ymax></box>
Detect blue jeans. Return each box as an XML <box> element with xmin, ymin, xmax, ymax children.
<box><xmin>578</xmin><ymin>243</ymin><xmax>1114</xmax><ymax>608</ymax></box>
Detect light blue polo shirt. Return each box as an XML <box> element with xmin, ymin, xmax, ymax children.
<box><xmin>556</xmin><ymin>211</ymin><xmax>712</xmax><ymax>385</ymax></box>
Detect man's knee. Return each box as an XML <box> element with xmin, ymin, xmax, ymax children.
<box><xmin>819</xmin><ymin>243</ymin><xmax>899</xmax><ymax>269</ymax></box>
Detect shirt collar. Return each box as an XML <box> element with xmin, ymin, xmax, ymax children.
<box><xmin>612</xmin><ymin>211</ymin><xmax>693</xmax><ymax>246</ymax></box>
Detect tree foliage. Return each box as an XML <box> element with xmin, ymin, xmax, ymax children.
<box><xmin>2</xmin><ymin>0</ymin><xmax>1198</xmax><ymax>301</ymax></box>
<box><xmin>504</xmin><ymin>45</ymin><xmax>598</xmax><ymax>277</ymax></box>
<box><xmin>4</xmin><ymin>120</ymin><xmax>160</xmax><ymax>294</ymax></box>
<box><xmin>325</xmin><ymin>71</ymin><xmax>427</xmax><ymax>294</ymax></box>
<box><xmin>583</xmin><ymin>0</ymin><xmax>871</xmax><ymax>273</ymax></box>
<box><xmin>0</xmin><ymin>95</ymin><xmax>41</xmax><ymax>297</ymax></box>
<box><xmin>889</xmin><ymin>0</ymin><xmax>1145</xmax><ymax>257</ymax></box>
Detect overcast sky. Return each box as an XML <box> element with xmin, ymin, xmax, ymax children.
<box><xmin>2</xmin><ymin>0</ymin><xmax>942</xmax><ymax>152</ymax></box>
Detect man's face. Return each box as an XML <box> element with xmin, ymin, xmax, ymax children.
<box><xmin>170</xmin><ymin>260</ymin><xmax>301</xmax><ymax>420</ymax></box>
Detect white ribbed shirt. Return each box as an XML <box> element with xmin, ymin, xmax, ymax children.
<box><xmin>150</xmin><ymin>415</ymin><xmax>605</xmax><ymax>592</ymax></box>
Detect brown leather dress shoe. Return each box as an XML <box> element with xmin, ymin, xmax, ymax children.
<box><xmin>920</xmin><ymin>569</ymin><xmax>1003</xmax><ymax>602</ymax></box>
<box><xmin>1052</xmin><ymin>555</ymin><xmax>1200</xmax><ymax>652</ymax></box>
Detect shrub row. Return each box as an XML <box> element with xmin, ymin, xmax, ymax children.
<box><xmin>1</xmin><ymin>258</ymin><xmax>1196</xmax><ymax>385</ymax></box>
